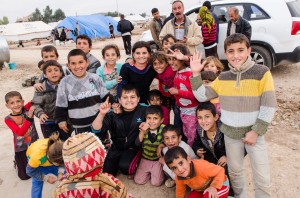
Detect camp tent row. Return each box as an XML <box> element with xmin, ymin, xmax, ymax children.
<box><xmin>0</xmin><ymin>14</ymin><xmax>147</xmax><ymax>42</ymax></box>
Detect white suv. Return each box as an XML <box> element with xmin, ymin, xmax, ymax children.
<box><xmin>139</xmin><ymin>0</ymin><xmax>300</xmax><ymax>68</ymax></box>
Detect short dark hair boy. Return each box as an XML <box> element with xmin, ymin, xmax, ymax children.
<box><xmin>41</xmin><ymin>45</ymin><xmax>59</xmax><ymax>58</ymax></box>
<box><xmin>76</xmin><ymin>34</ymin><xmax>92</xmax><ymax>47</ymax></box>
<box><xmin>67</xmin><ymin>48</ymin><xmax>87</xmax><ymax>63</ymax></box>
<box><xmin>164</xmin><ymin>146</ymin><xmax>229</xmax><ymax>198</ymax></box>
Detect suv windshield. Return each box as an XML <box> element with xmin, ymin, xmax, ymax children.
<box><xmin>286</xmin><ymin>0</ymin><xmax>300</xmax><ymax>17</ymax></box>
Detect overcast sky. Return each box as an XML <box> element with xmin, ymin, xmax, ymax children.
<box><xmin>0</xmin><ymin>0</ymin><xmax>200</xmax><ymax>23</ymax></box>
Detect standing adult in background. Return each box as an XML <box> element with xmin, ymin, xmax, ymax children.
<box><xmin>199</xmin><ymin>6</ymin><xmax>218</xmax><ymax>58</ymax></box>
<box><xmin>149</xmin><ymin>8</ymin><xmax>163</xmax><ymax>50</ymax></box>
<box><xmin>227</xmin><ymin>7</ymin><xmax>252</xmax><ymax>41</ymax></box>
<box><xmin>159</xmin><ymin>0</ymin><xmax>202</xmax><ymax>54</ymax></box>
<box><xmin>202</xmin><ymin>1</ymin><xmax>219</xmax><ymax>43</ymax></box>
<box><xmin>117</xmin><ymin>14</ymin><xmax>134</xmax><ymax>55</ymax></box>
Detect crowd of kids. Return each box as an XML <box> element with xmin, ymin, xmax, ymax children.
<box><xmin>4</xmin><ymin>19</ymin><xmax>275</xmax><ymax>197</ymax></box>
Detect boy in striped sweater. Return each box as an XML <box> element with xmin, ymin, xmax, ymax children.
<box><xmin>189</xmin><ymin>33</ymin><xmax>276</xmax><ymax>197</ymax></box>
<box><xmin>55</xmin><ymin>49</ymin><xmax>109</xmax><ymax>135</ymax></box>
<box><xmin>134</xmin><ymin>105</ymin><xmax>165</xmax><ymax>186</ymax></box>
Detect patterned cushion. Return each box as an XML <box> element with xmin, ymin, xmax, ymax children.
<box><xmin>63</xmin><ymin>133</ymin><xmax>106</xmax><ymax>178</ymax></box>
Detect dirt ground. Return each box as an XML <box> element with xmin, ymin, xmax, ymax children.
<box><xmin>0</xmin><ymin>34</ymin><xmax>299</xmax><ymax>197</ymax></box>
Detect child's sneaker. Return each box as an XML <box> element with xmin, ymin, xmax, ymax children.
<box><xmin>165</xmin><ymin>178</ymin><xmax>175</xmax><ymax>188</ymax></box>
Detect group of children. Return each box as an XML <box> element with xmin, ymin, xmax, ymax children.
<box><xmin>4</xmin><ymin>31</ymin><xmax>276</xmax><ymax>198</ymax></box>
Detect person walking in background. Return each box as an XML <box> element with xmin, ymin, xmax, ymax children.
<box><xmin>149</xmin><ymin>8</ymin><xmax>163</xmax><ymax>50</ymax></box>
<box><xmin>227</xmin><ymin>7</ymin><xmax>252</xmax><ymax>41</ymax></box>
<box><xmin>117</xmin><ymin>14</ymin><xmax>134</xmax><ymax>55</ymax></box>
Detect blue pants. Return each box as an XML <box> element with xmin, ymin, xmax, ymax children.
<box><xmin>31</xmin><ymin>166</ymin><xmax>58</xmax><ymax>198</ymax></box>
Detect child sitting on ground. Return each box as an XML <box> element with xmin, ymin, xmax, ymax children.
<box><xmin>158</xmin><ymin>124</ymin><xmax>197</xmax><ymax>188</ymax></box>
<box><xmin>76</xmin><ymin>34</ymin><xmax>101</xmax><ymax>73</ymax></box>
<box><xmin>148</xmin><ymin>89</ymin><xmax>169</xmax><ymax>125</ymax></box>
<box><xmin>4</xmin><ymin>91</ymin><xmax>38</xmax><ymax>180</ymax></box>
<box><xmin>134</xmin><ymin>105</ymin><xmax>165</xmax><ymax>186</ymax></box>
<box><xmin>92</xmin><ymin>84</ymin><xmax>146</xmax><ymax>177</ymax></box>
<box><xmin>164</xmin><ymin>146</ymin><xmax>229</xmax><ymax>198</ymax></box>
<box><xmin>96</xmin><ymin>44</ymin><xmax>123</xmax><ymax>100</ymax></box>
<box><xmin>53</xmin><ymin>133</ymin><xmax>132</xmax><ymax>198</ymax></box>
<box><xmin>32</xmin><ymin>60</ymin><xmax>72</xmax><ymax>141</ymax></box>
<box><xmin>190</xmin><ymin>33</ymin><xmax>276</xmax><ymax>197</ymax></box>
<box><xmin>26</xmin><ymin>132</ymin><xmax>64</xmax><ymax>198</ymax></box>
<box><xmin>167</xmin><ymin>44</ymin><xmax>199</xmax><ymax>146</ymax></box>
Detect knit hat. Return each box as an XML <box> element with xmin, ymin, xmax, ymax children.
<box><xmin>199</xmin><ymin>6</ymin><xmax>215</xmax><ymax>33</ymax></box>
<box><xmin>62</xmin><ymin>133</ymin><xmax>106</xmax><ymax>179</ymax></box>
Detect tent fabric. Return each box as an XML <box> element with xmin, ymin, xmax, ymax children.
<box><xmin>57</xmin><ymin>14</ymin><xmax>120</xmax><ymax>40</ymax></box>
<box><xmin>0</xmin><ymin>21</ymin><xmax>52</xmax><ymax>42</ymax></box>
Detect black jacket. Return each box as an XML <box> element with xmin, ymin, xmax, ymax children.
<box><xmin>98</xmin><ymin>105</ymin><xmax>147</xmax><ymax>150</ymax></box>
<box><xmin>117</xmin><ymin>19</ymin><xmax>134</xmax><ymax>34</ymax></box>
<box><xmin>227</xmin><ymin>16</ymin><xmax>252</xmax><ymax>41</ymax></box>
<box><xmin>192</xmin><ymin>121</ymin><xmax>226</xmax><ymax>164</ymax></box>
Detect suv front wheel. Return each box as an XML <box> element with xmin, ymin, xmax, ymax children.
<box><xmin>250</xmin><ymin>45</ymin><xmax>273</xmax><ymax>69</ymax></box>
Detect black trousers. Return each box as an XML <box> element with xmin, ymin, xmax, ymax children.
<box><xmin>103</xmin><ymin>145</ymin><xmax>141</xmax><ymax>176</ymax></box>
<box><xmin>15</xmin><ymin>150</ymin><xmax>30</xmax><ymax>180</ymax></box>
<box><xmin>122</xmin><ymin>35</ymin><xmax>132</xmax><ymax>55</ymax></box>
<box><xmin>204</xmin><ymin>45</ymin><xmax>219</xmax><ymax>58</ymax></box>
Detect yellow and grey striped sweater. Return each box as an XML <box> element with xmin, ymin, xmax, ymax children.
<box><xmin>190</xmin><ymin>57</ymin><xmax>277</xmax><ymax>139</ymax></box>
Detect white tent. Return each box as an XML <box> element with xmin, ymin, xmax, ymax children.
<box><xmin>0</xmin><ymin>21</ymin><xmax>53</xmax><ymax>42</ymax></box>
<box><xmin>113</xmin><ymin>15</ymin><xmax>147</xmax><ymax>26</ymax></box>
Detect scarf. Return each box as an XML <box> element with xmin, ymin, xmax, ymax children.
<box><xmin>199</xmin><ymin>6</ymin><xmax>215</xmax><ymax>33</ymax></box>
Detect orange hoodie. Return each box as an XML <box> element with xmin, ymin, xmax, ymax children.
<box><xmin>175</xmin><ymin>159</ymin><xmax>227</xmax><ymax>198</ymax></box>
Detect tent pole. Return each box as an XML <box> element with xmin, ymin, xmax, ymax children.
<box><xmin>116</xmin><ymin>0</ymin><xmax>119</xmax><ymax>17</ymax></box>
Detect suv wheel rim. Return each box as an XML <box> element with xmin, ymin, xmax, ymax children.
<box><xmin>251</xmin><ymin>52</ymin><xmax>264</xmax><ymax>65</ymax></box>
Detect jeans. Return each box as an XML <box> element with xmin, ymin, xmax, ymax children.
<box><xmin>224</xmin><ymin>135</ymin><xmax>271</xmax><ymax>198</ymax></box>
<box><xmin>122</xmin><ymin>35</ymin><xmax>132</xmax><ymax>55</ymax></box>
<box><xmin>31</xmin><ymin>166</ymin><xmax>58</xmax><ymax>198</ymax></box>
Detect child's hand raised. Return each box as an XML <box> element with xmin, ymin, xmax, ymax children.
<box><xmin>28</xmin><ymin>106</ymin><xmax>36</xmax><ymax>118</ymax></box>
<box><xmin>190</xmin><ymin>50</ymin><xmax>206</xmax><ymax>77</ymax></box>
<box><xmin>99</xmin><ymin>96</ymin><xmax>111</xmax><ymax>115</ymax></box>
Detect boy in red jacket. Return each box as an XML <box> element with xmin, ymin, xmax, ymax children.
<box><xmin>4</xmin><ymin>91</ymin><xmax>38</xmax><ymax>180</ymax></box>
